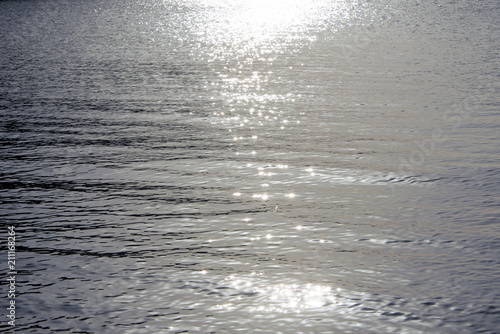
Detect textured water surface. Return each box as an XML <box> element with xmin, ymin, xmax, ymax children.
<box><xmin>1</xmin><ymin>0</ymin><xmax>499</xmax><ymax>333</ymax></box>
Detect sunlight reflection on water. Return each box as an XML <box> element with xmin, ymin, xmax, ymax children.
<box><xmin>2</xmin><ymin>0</ymin><xmax>499</xmax><ymax>333</ymax></box>
<box><xmin>217</xmin><ymin>273</ymin><xmax>342</xmax><ymax>314</ymax></box>
<box><xmin>188</xmin><ymin>0</ymin><xmax>350</xmax><ymax>48</ymax></box>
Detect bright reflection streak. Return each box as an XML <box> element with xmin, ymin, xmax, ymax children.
<box><xmin>252</xmin><ymin>193</ymin><xmax>269</xmax><ymax>200</ymax></box>
<box><xmin>179</xmin><ymin>0</ymin><xmax>352</xmax><ymax>62</ymax></box>
<box><xmin>195</xmin><ymin>0</ymin><xmax>322</xmax><ymax>46</ymax></box>
<box><xmin>223</xmin><ymin>274</ymin><xmax>340</xmax><ymax>313</ymax></box>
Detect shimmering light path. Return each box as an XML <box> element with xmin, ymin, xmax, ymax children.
<box><xmin>0</xmin><ymin>0</ymin><xmax>498</xmax><ymax>333</ymax></box>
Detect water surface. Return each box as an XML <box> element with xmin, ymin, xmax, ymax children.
<box><xmin>0</xmin><ymin>0</ymin><xmax>499</xmax><ymax>333</ymax></box>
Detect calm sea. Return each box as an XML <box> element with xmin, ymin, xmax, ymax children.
<box><xmin>1</xmin><ymin>0</ymin><xmax>499</xmax><ymax>333</ymax></box>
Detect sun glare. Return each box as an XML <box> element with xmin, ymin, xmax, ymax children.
<box><xmin>224</xmin><ymin>274</ymin><xmax>340</xmax><ymax>313</ymax></box>
<box><xmin>232</xmin><ymin>0</ymin><xmax>306</xmax><ymax>30</ymax></box>
<box><xmin>193</xmin><ymin>0</ymin><xmax>330</xmax><ymax>47</ymax></box>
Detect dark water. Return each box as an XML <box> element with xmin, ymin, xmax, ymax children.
<box><xmin>1</xmin><ymin>0</ymin><xmax>499</xmax><ymax>333</ymax></box>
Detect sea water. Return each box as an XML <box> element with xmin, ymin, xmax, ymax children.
<box><xmin>0</xmin><ymin>0</ymin><xmax>499</xmax><ymax>333</ymax></box>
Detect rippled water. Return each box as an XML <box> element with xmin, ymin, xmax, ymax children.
<box><xmin>1</xmin><ymin>0</ymin><xmax>499</xmax><ymax>333</ymax></box>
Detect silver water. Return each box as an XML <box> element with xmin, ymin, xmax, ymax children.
<box><xmin>1</xmin><ymin>0</ymin><xmax>499</xmax><ymax>333</ymax></box>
